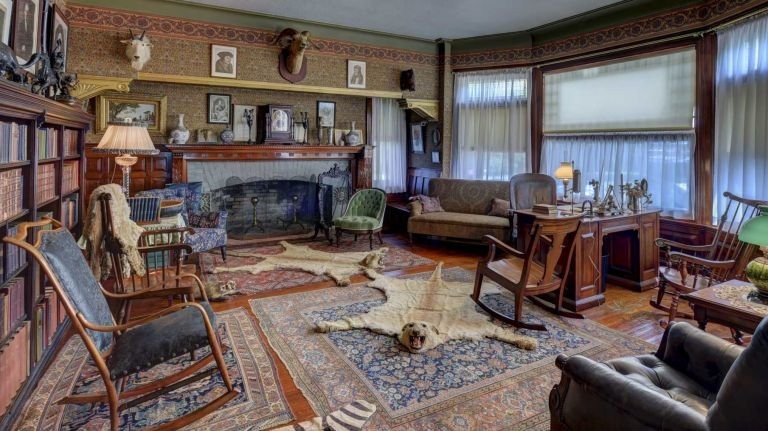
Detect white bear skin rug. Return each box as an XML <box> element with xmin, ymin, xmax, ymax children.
<box><xmin>316</xmin><ymin>263</ymin><xmax>537</xmax><ymax>352</ymax></box>
<box><xmin>214</xmin><ymin>241</ymin><xmax>387</xmax><ymax>286</ymax></box>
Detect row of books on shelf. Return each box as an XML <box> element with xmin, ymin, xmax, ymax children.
<box><xmin>0</xmin><ymin>122</ymin><xmax>28</xmax><ymax>163</ymax></box>
<box><xmin>61</xmin><ymin>160</ymin><xmax>79</xmax><ymax>194</ymax></box>
<box><xmin>36</xmin><ymin>164</ymin><xmax>56</xmax><ymax>205</ymax></box>
<box><xmin>62</xmin><ymin>196</ymin><xmax>79</xmax><ymax>229</ymax></box>
<box><xmin>0</xmin><ymin>278</ymin><xmax>25</xmax><ymax>341</ymax></box>
<box><xmin>63</xmin><ymin>129</ymin><xmax>78</xmax><ymax>157</ymax></box>
<box><xmin>35</xmin><ymin>288</ymin><xmax>66</xmax><ymax>362</ymax></box>
<box><xmin>37</xmin><ymin>127</ymin><xmax>59</xmax><ymax>160</ymax></box>
<box><xmin>0</xmin><ymin>168</ymin><xmax>23</xmax><ymax>222</ymax></box>
<box><xmin>1</xmin><ymin>223</ymin><xmax>27</xmax><ymax>281</ymax></box>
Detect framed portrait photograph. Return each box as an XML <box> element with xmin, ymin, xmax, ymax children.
<box><xmin>317</xmin><ymin>101</ymin><xmax>335</xmax><ymax>128</ymax></box>
<box><xmin>11</xmin><ymin>0</ymin><xmax>41</xmax><ymax>64</ymax></box>
<box><xmin>0</xmin><ymin>0</ymin><xmax>12</xmax><ymax>46</ymax></box>
<box><xmin>347</xmin><ymin>60</ymin><xmax>366</xmax><ymax>89</ymax></box>
<box><xmin>96</xmin><ymin>93</ymin><xmax>168</xmax><ymax>135</ymax></box>
<box><xmin>207</xmin><ymin>93</ymin><xmax>231</xmax><ymax>124</ymax></box>
<box><xmin>411</xmin><ymin>124</ymin><xmax>424</xmax><ymax>153</ymax></box>
<box><xmin>233</xmin><ymin>104</ymin><xmax>257</xmax><ymax>142</ymax></box>
<box><xmin>48</xmin><ymin>4</ymin><xmax>68</xmax><ymax>70</ymax></box>
<box><xmin>211</xmin><ymin>44</ymin><xmax>237</xmax><ymax>78</ymax></box>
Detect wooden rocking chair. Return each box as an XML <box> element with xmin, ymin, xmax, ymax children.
<box><xmin>5</xmin><ymin>219</ymin><xmax>238</xmax><ymax>431</ymax></box>
<box><xmin>651</xmin><ymin>191</ymin><xmax>768</xmax><ymax>327</ymax></box>
<box><xmin>472</xmin><ymin>213</ymin><xmax>582</xmax><ymax>331</ymax></box>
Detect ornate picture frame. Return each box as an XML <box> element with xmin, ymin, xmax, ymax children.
<box><xmin>211</xmin><ymin>44</ymin><xmax>237</xmax><ymax>78</ymax></box>
<box><xmin>411</xmin><ymin>124</ymin><xmax>424</xmax><ymax>153</ymax></box>
<box><xmin>317</xmin><ymin>101</ymin><xmax>335</xmax><ymax>128</ymax></box>
<box><xmin>11</xmin><ymin>0</ymin><xmax>41</xmax><ymax>64</ymax></box>
<box><xmin>0</xmin><ymin>0</ymin><xmax>13</xmax><ymax>46</ymax></box>
<box><xmin>96</xmin><ymin>93</ymin><xmax>167</xmax><ymax>135</ymax></box>
<box><xmin>207</xmin><ymin>93</ymin><xmax>231</xmax><ymax>124</ymax></box>
<box><xmin>47</xmin><ymin>4</ymin><xmax>68</xmax><ymax>70</ymax></box>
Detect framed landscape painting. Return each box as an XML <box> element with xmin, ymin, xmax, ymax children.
<box><xmin>96</xmin><ymin>94</ymin><xmax>168</xmax><ymax>135</ymax></box>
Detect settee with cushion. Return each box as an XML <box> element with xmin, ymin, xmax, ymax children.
<box><xmin>549</xmin><ymin>318</ymin><xmax>768</xmax><ymax>431</ymax></box>
<box><xmin>407</xmin><ymin>178</ymin><xmax>510</xmax><ymax>242</ymax></box>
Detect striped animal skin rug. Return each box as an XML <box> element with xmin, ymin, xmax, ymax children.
<box><xmin>214</xmin><ymin>241</ymin><xmax>387</xmax><ymax>286</ymax></box>
<box><xmin>316</xmin><ymin>263</ymin><xmax>537</xmax><ymax>352</ymax></box>
<box><xmin>270</xmin><ymin>400</ymin><xmax>376</xmax><ymax>431</ymax></box>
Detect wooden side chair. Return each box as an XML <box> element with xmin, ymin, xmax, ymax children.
<box><xmin>333</xmin><ymin>188</ymin><xmax>387</xmax><ymax>249</ymax></box>
<box><xmin>5</xmin><ymin>219</ymin><xmax>238</xmax><ymax>431</ymax></box>
<box><xmin>652</xmin><ymin>191</ymin><xmax>768</xmax><ymax>326</ymax></box>
<box><xmin>472</xmin><ymin>214</ymin><xmax>582</xmax><ymax>330</ymax></box>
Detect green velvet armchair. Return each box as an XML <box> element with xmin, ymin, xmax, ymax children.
<box><xmin>333</xmin><ymin>188</ymin><xmax>386</xmax><ymax>249</ymax></box>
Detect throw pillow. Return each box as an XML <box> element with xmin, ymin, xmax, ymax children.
<box><xmin>488</xmin><ymin>198</ymin><xmax>511</xmax><ymax>217</ymax></box>
<box><xmin>409</xmin><ymin>194</ymin><xmax>444</xmax><ymax>213</ymax></box>
<box><xmin>188</xmin><ymin>211</ymin><xmax>221</xmax><ymax>228</ymax></box>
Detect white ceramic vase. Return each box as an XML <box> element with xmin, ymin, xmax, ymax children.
<box><xmin>169</xmin><ymin>113</ymin><xmax>190</xmax><ymax>144</ymax></box>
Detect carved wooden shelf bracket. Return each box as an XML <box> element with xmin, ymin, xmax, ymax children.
<box><xmin>71</xmin><ymin>74</ymin><xmax>133</xmax><ymax>100</ymax></box>
<box><xmin>398</xmin><ymin>98</ymin><xmax>439</xmax><ymax>121</ymax></box>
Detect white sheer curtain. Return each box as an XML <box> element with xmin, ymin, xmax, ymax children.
<box><xmin>542</xmin><ymin>48</ymin><xmax>696</xmax><ymax>217</ymax></box>
<box><xmin>714</xmin><ymin>14</ymin><xmax>768</xmax><ymax>220</ymax></box>
<box><xmin>451</xmin><ymin>69</ymin><xmax>530</xmax><ymax>180</ymax></box>
<box><xmin>371</xmin><ymin>98</ymin><xmax>406</xmax><ymax>193</ymax></box>
<box><xmin>541</xmin><ymin>133</ymin><xmax>695</xmax><ymax>217</ymax></box>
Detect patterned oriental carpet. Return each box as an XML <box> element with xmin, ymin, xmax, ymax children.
<box><xmin>15</xmin><ymin>309</ymin><xmax>292</xmax><ymax>431</ymax></box>
<box><xmin>201</xmin><ymin>240</ymin><xmax>434</xmax><ymax>295</ymax></box>
<box><xmin>251</xmin><ymin>267</ymin><xmax>654</xmax><ymax>431</ymax></box>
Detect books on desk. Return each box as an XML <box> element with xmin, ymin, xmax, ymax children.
<box><xmin>532</xmin><ymin>204</ymin><xmax>558</xmax><ymax>215</ymax></box>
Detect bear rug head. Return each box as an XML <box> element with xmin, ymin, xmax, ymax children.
<box><xmin>316</xmin><ymin>263</ymin><xmax>537</xmax><ymax>353</ymax></box>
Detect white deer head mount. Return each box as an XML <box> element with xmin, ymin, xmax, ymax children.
<box><xmin>121</xmin><ymin>29</ymin><xmax>152</xmax><ymax>71</ymax></box>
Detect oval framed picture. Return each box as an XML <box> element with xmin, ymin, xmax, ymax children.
<box><xmin>432</xmin><ymin>128</ymin><xmax>441</xmax><ymax>147</ymax></box>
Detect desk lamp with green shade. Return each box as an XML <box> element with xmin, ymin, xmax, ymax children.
<box><xmin>738</xmin><ymin>205</ymin><xmax>768</xmax><ymax>298</ymax></box>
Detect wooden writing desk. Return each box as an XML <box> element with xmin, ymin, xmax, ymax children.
<box><xmin>514</xmin><ymin>208</ymin><xmax>660</xmax><ymax>311</ymax></box>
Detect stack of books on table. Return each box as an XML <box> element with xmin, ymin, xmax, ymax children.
<box><xmin>532</xmin><ymin>204</ymin><xmax>558</xmax><ymax>215</ymax></box>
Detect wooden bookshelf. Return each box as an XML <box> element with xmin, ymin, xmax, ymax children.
<box><xmin>0</xmin><ymin>79</ymin><xmax>91</xmax><ymax>426</ymax></box>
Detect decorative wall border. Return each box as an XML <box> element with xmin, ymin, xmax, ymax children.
<box><xmin>66</xmin><ymin>4</ymin><xmax>439</xmax><ymax>66</ymax></box>
<box><xmin>452</xmin><ymin>0</ymin><xmax>763</xmax><ymax>69</ymax></box>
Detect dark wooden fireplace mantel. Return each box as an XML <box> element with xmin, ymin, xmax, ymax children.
<box><xmin>165</xmin><ymin>144</ymin><xmax>369</xmax><ymax>188</ymax></box>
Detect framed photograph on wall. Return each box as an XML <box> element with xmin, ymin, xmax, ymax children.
<box><xmin>317</xmin><ymin>100</ymin><xmax>335</xmax><ymax>128</ymax></box>
<box><xmin>0</xmin><ymin>0</ymin><xmax>13</xmax><ymax>45</ymax></box>
<box><xmin>96</xmin><ymin>93</ymin><xmax>167</xmax><ymax>135</ymax></box>
<box><xmin>211</xmin><ymin>44</ymin><xmax>237</xmax><ymax>78</ymax></box>
<box><xmin>232</xmin><ymin>104</ymin><xmax>257</xmax><ymax>142</ymax></box>
<box><xmin>47</xmin><ymin>4</ymin><xmax>68</xmax><ymax>70</ymax></box>
<box><xmin>11</xmin><ymin>0</ymin><xmax>41</xmax><ymax>63</ymax></box>
<box><xmin>432</xmin><ymin>151</ymin><xmax>440</xmax><ymax>164</ymax></box>
<box><xmin>207</xmin><ymin>93</ymin><xmax>231</xmax><ymax>124</ymax></box>
<box><xmin>347</xmin><ymin>60</ymin><xmax>366</xmax><ymax>89</ymax></box>
<box><xmin>411</xmin><ymin>124</ymin><xmax>424</xmax><ymax>153</ymax></box>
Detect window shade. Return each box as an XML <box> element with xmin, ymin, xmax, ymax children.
<box><xmin>544</xmin><ymin>49</ymin><xmax>696</xmax><ymax>132</ymax></box>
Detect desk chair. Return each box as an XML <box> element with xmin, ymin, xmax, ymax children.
<box><xmin>4</xmin><ymin>219</ymin><xmax>237</xmax><ymax>431</ymax></box>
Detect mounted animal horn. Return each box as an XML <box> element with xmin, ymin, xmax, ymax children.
<box><xmin>121</xmin><ymin>29</ymin><xmax>153</xmax><ymax>71</ymax></box>
<box><xmin>276</xmin><ymin>28</ymin><xmax>311</xmax><ymax>83</ymax></box>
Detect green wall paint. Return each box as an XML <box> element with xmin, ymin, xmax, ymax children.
<box><xmin>68</xmin><ymin>0</ymin><xmax>440</xmax><ymax>54</ymax></box>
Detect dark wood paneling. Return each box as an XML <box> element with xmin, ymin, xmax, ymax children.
<box><xmin>84</xmin><ymin>144</ymin><xmax>172</xmax><ymax>199</ymax></box>
<box><xmin>694</xmin><ymin>34</ymin><xmax>717</xmax><ymax>225</ymax></box>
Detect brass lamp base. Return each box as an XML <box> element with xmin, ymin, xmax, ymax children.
<box><xmin>115</xmin><ymin>153</ymin><xmax>138</xmax><ymax>196</ymax></box>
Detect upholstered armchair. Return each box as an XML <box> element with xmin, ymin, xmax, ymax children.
<box><xmin>332</xmin><ymin>188</ymin><xmax>386</xmax><ymax>249</ymax></box>
<box><xmin>549</xmin><ymin>318</ymin><xmax>768</xmax><ymax>431</ymax></box>
<box><xmin>137</xmin><ymin>182</ymin><xmax>228</xmax><ymax>260</ymax></box>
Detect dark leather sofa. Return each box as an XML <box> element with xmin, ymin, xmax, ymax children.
<box><xmin>549</xmin><ymin>318</ymin><xmax>768</xmax><ymax>431</ymax></box>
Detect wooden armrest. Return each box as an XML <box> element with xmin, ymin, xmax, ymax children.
<box><xmin>668</xmin><ymin>251</ymin><xmax>737</xmax><ymax>269</ymax></box>
<box><xmin>137</xmin><ymin>243</ymin><xmax>194</xmax><ymax>254</ymax></box>
<box><xmin>655</xmin><ymin>237</ymin><xmax>713</xmax><ymax>253</ymax></box>
<box><xmin>102</xmin><ymin>271</ymin><xmax>207</xmax><ymax>300</ymax></box>
<box><xmin>79</xmin><ymin>301</ymin><xmax>210</xmax><ymax>332</ymax></box>
<box><xmin>483</xmin><ymin>235</ymin><xmax>526</xmax><ymax>260</ymax></box>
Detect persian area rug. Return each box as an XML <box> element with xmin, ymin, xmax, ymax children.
<box><xmin>201</xmin><ymin>240</ymin><xmax>434</xmax><ymax>295</ymax></box>
<box><xmin>15</xmin><ymin>308</ymin><xmax>293</xmax><ymax>431</ymax></box>
<box><xmin>251</xmin><ymin>267</ymin><xmax>653</xmax><ymax>431</ymax></box>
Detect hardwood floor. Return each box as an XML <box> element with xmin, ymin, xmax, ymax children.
<box><xmin>89</xmin><ymin>233</ymin><xmax>738</xmax><ymax>428</ymax></box>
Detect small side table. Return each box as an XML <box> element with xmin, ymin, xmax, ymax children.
<box><xmin>681</xmin><ymin>280</ymin><xmax>768</xmax><ymax>344</ymax></box>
